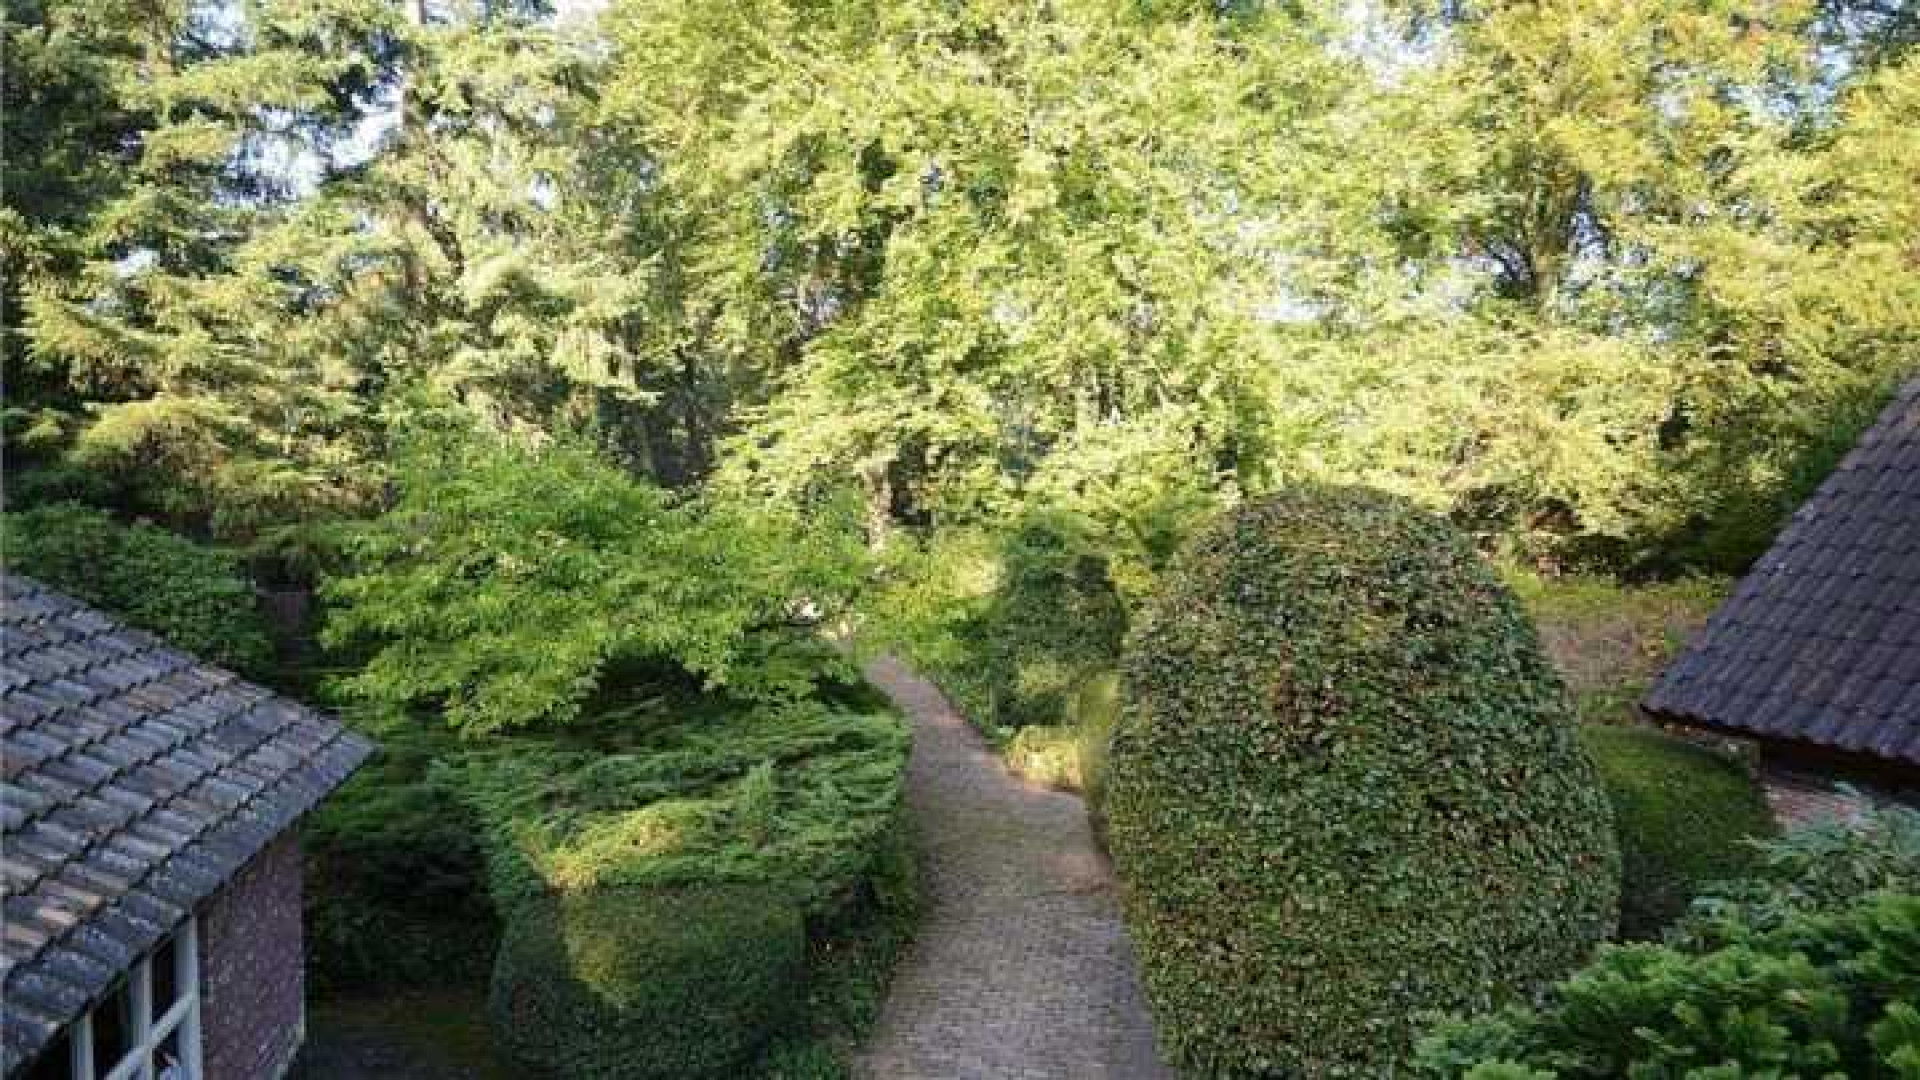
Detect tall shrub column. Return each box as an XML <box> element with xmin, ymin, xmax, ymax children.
<box><xmin>1105</xmin><ymin>487</ymin><xmax>1620</xmax><ymax>1076</ymax></box>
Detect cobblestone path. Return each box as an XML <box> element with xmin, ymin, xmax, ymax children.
<box><xmin>855</xmin><ymin>657</ymin><xmax>1172</xmax><ymax>1080</ymax></box>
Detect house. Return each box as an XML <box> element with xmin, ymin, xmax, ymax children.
<box><xmin>1644</xmin><ymin>378</ymin><xmax>1920</xmax><ymax>824</ymax></box>
<box><xmin>1</xmin><ymin>575</ymin><xmax>371</xmax><ymax>1080</ymax></box>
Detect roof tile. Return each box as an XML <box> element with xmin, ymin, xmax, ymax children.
<box><xmin>0</xmin><ymin>575</ymin><xmax>371</xmax><ymax>1073</ymax></box>
<box><xmin>1645</xmin><ymin>379</ymin><xmax>1920</xmax><ymax>765</ymax></box>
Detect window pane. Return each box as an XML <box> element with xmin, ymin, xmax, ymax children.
<box><xmin>18</xmin><ymin>1029</ymin><xmax>71</xmax><ymax>1080</ymax></box>
<box><xmin>152</xmin><ymin>935</ymin><xmax>180</xmax><ymax>1012</ymax></box>
<box><xmin>93</xmin><ymin>979</ymin><xmax>136</xmax><ymax>1071</ymax></box>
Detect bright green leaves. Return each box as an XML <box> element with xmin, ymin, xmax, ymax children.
<box><xmin>603</xmin><ymin>0</ymin><xmax>1330</xmax><ymax>533</ymax></box>
<box><xmin>322</xmin><ymin>425</ymin><xmax>865</xmax><ymax>733</ymax></box>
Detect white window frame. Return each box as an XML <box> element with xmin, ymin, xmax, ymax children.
<box><xmin>63</xmin><ymin>918</ymin><xmax>202</xmax><ymax>1080</ymax></box>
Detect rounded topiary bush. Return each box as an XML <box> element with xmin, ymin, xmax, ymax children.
<box><xmin>490</xmin><ymin>884</ymin><xmax>806</xmax><ymax>1079</ymax></box>
<box><xmin>1105</xmin><ymin>487</ymin><xmax>1620</xmax><ymax>1076</ymax></box>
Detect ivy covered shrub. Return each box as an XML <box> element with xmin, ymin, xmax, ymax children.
<box><xmin>491</xmin><ymin>884</ymin><xmax>807</xmax><ymax>1079</ymax></box>
<box><xmin>2</xmin><ymin>502</ymin><xmax>271</xmax><ymax>673</ymax></box>
<box><xmin>1579</xmin><ymin>724</ymin><xmax>1776</xmax><ymax>940</ymax></box>
<box><xmin>1418</xmin><ymin>808</ymin><xmax>1920</xmax><ymax>1077</ymax></box>
<box><xmin>1106</xmin><ymin>486</ymin><xmax>1619</xmax><ymax>1076</ymax></box>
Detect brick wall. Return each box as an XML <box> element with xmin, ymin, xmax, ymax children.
<box><xmin>199</xmin><ymin>832</ymin><xmax>307</xmax><ymax>1080</ymax></box>
<box><xmin>1760</xmin><ymin>766</ymin><xmax>1874</xmax><ymax>827</ymax></box>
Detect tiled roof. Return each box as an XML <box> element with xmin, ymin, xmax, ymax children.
<box><xmin>1645</xmin><ymin>378</ymin><xmax>1920</xmax><ymax>764</ymax></box>
<box><xmin>1</xmin><ymin>576</ymin><xmax>371</xmax><ymax>1074</ymax></box>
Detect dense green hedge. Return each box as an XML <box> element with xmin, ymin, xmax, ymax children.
<box><xmin>973</xmin><ymin>511</ymin><xmax>1128</xmax><ymax>731</ymax></box>
<box><xmin>491</xmin><ymin>884</ymin><xmax>807</xmax><ymax>1079</ymax></box>
<box><xmin>456</xmin><ymin>700</ymin><xmax>913</xmax><ymax>1077</ymax></box>
<box><xmin>1418</xmin><ymin>808</ymin><xmax>1920</xmax><ymax>1077</ymax></box>
<box><xmin>1106</xmin><ymin>487</ymin><xmax>1620</xmax><ymax>1076</ymax></box>
<box><xmin>3</xmin><ymin>502</ymin><xmax>271</xmax><ymax>673</ymax></box>
<box><xmin>1579</xmin><ymin>724</ymin><xmax>1776</xmax><ymax>940</ymax></box>
<box><xmin>303</xmin><ymin>721</ymin><xmax>498</xmax><ymax>990</ymax></box>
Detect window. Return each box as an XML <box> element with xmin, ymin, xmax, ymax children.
<box><xmin>50</xmin><ymin>918</ymin><xmax>202</xmax><ymax>1080</ymax></box>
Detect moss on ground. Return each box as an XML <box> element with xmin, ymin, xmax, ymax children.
<box><xmin>1580</xmin><ymin>724</ymin><xmax>1777</xmax><ymax>940</ymax></box>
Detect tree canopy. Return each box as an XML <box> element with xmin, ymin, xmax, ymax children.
<box><xmin>6</xmin><ymin>0</ymin><xmax>1916</xmax><ymax>596</ymax></box>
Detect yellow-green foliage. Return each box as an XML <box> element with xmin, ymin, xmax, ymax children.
<box><xmin>1507</xmin><ymin>568</ymin><xmax>1728</xmax><ymax>724</ymax></box>
<box><xmin>1004</xmin><ymin>670</ymin><xmax>1123</xmax><ymax>800</ymax></box>
<box><xmin>457</xmin><ymin>703</ymin><xmax>909</xmax><ymax>913</ymax></box>
<box><xmin>1107</xmin><ymin>488</ymin><xmax>1620</xmax><ymax>1076</ymax></box>
<box><xmin>1005</xmin><ymin>725</ymin><xmax>1083</xmax><ymax>790</ymax></box>
<box><xmin>866</xmin><ymin>511</ymin><xmax>1129</xmax><ymax>740</ymax></box>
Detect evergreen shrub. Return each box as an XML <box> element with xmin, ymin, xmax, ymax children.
<box><xmin>490</xmin><ymin>884</ymin><xmax>806</xmax><ymax>1079</ymax></box>
<box><xmin>1419</xmin><ymin>808</ymin><xmax>1920</xmax><ymax>1076</ymax></box>
<box><xmin>3</xmin><ymin>502</ymin><xmax>271</xmax><ymax>672</ymax></box>
<box><xmin>1106</xmin><ymin>486</ymin><xmax>1620</xmax><ymax>1076</ymax></box>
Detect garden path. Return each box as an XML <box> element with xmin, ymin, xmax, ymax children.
<box><xmin>855</xmin><ymin>657</ymin><xmax>1171</xmax><ymax>1080</ymax></box>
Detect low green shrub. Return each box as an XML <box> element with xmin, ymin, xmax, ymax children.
<box><xmin>1675</xmin><ymin>803</ymin><xmax>1920</xmax><ymax>948</ymax></box>
<box><xmin>490</xmin><ymin>884</ymin><xmax>807</xmax><ymax>1079</ymax></box>
<box><xmin>1579</xmin><ymin>724</ymin><xmax>1776</xmax><ymax>939</ymax></box>
<box><xmin>454</xmin><ymin>699</ymin><xmax>913</xmax><ymax>1077</ymax></box>
<box><xmin>1418</xmin><ymin>808</ymin><xmax>1920</xmax><ymax>1077</ymax></box>
<box><xmin>1418</xmin><ymin>894</ymin><xmax>1920</xmax><ymax>1078</ymax></box>
<box><xmin>3</xmin><ymin>502</ymin><xmax>271</xmax><ymax>673</ymax></box>
<box><xmin>454</xmin><ymin>702</ymin><xmax>909</xmax><ymax>912</ymax></box>
<box><xmin>1107</xmin><ymin>487</ymin><xmax>1619</xmax><ymax>1076</ymax></box>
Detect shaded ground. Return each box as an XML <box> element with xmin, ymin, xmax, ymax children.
<box><xmin>290</xmin><ymin>985</ymin><xmax>512</xmax><ymax>1080</ymax></box>
<box><xmin>855</xmin><ymin>657</ymin><xmax>1170</xmax><ymax>1080</ymax></box>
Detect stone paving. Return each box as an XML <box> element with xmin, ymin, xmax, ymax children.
<box><xmin>855</xmin><ymin>657</ymin><xmax>1172</xmax><ymax>1080</ymax></box>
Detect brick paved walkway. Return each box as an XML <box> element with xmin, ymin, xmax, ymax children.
<box><xmin>855</xmin><ymin>657</ymin><xmax>1172</xmax><ymax>1080</ymax></box>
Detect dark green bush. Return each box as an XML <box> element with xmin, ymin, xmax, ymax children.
<box><xmin>974</xmin><ymin>510</ymin><xmax>1128</xmax><ymax>731</ymax></box>
<box><xmin>1579</xmin><ymin>724</ymin><xmax>1776</xmax><ymax>940</ymax></box>
<box><xmin>455</xmin><ymin>699</ymin><xmax>914</xmax><ymax>1076</ymax></box>
<box><xmin>303</xmin><ymin>722</ymin><xmax>498</xmax><ymax>990</ymax></box>
<box><xmin>490</xmin><ymin>884</ymin><xmax>807</xmax><ymax>1079</ymax></box>
<box><xmin>3</xmin><ymin>502</ymin><xmax>271</xmax><ymax>673</ymax></box>
<box><xmin>1106</xmin><ymin>486</ymin><xmax>1619</xmax><ymax>1076</ymax></box>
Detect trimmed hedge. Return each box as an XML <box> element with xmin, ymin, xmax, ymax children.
<box><xmin>1106</xmin><ymin>487</ymin><xmax>1620</xmax><ymax>1076</ymax></box>
<box><xmin>3</xmin><ymin>502</ymin><xmax>271</xmax><ymax>673</ymax></box>
<box><xmin>490</xmin><ymin>884</ymin><xmax>807</xmax><ymax>1079</ymax></box>
<box><xmin>455</xmin><ymin>700</ymin><xmax>914</xmax><ymax>1077</ymax></box>
<box><xmin>1579</xmin><ymin>724</ymin><xmax>1776</xmax><ymax>940</ymax></box>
